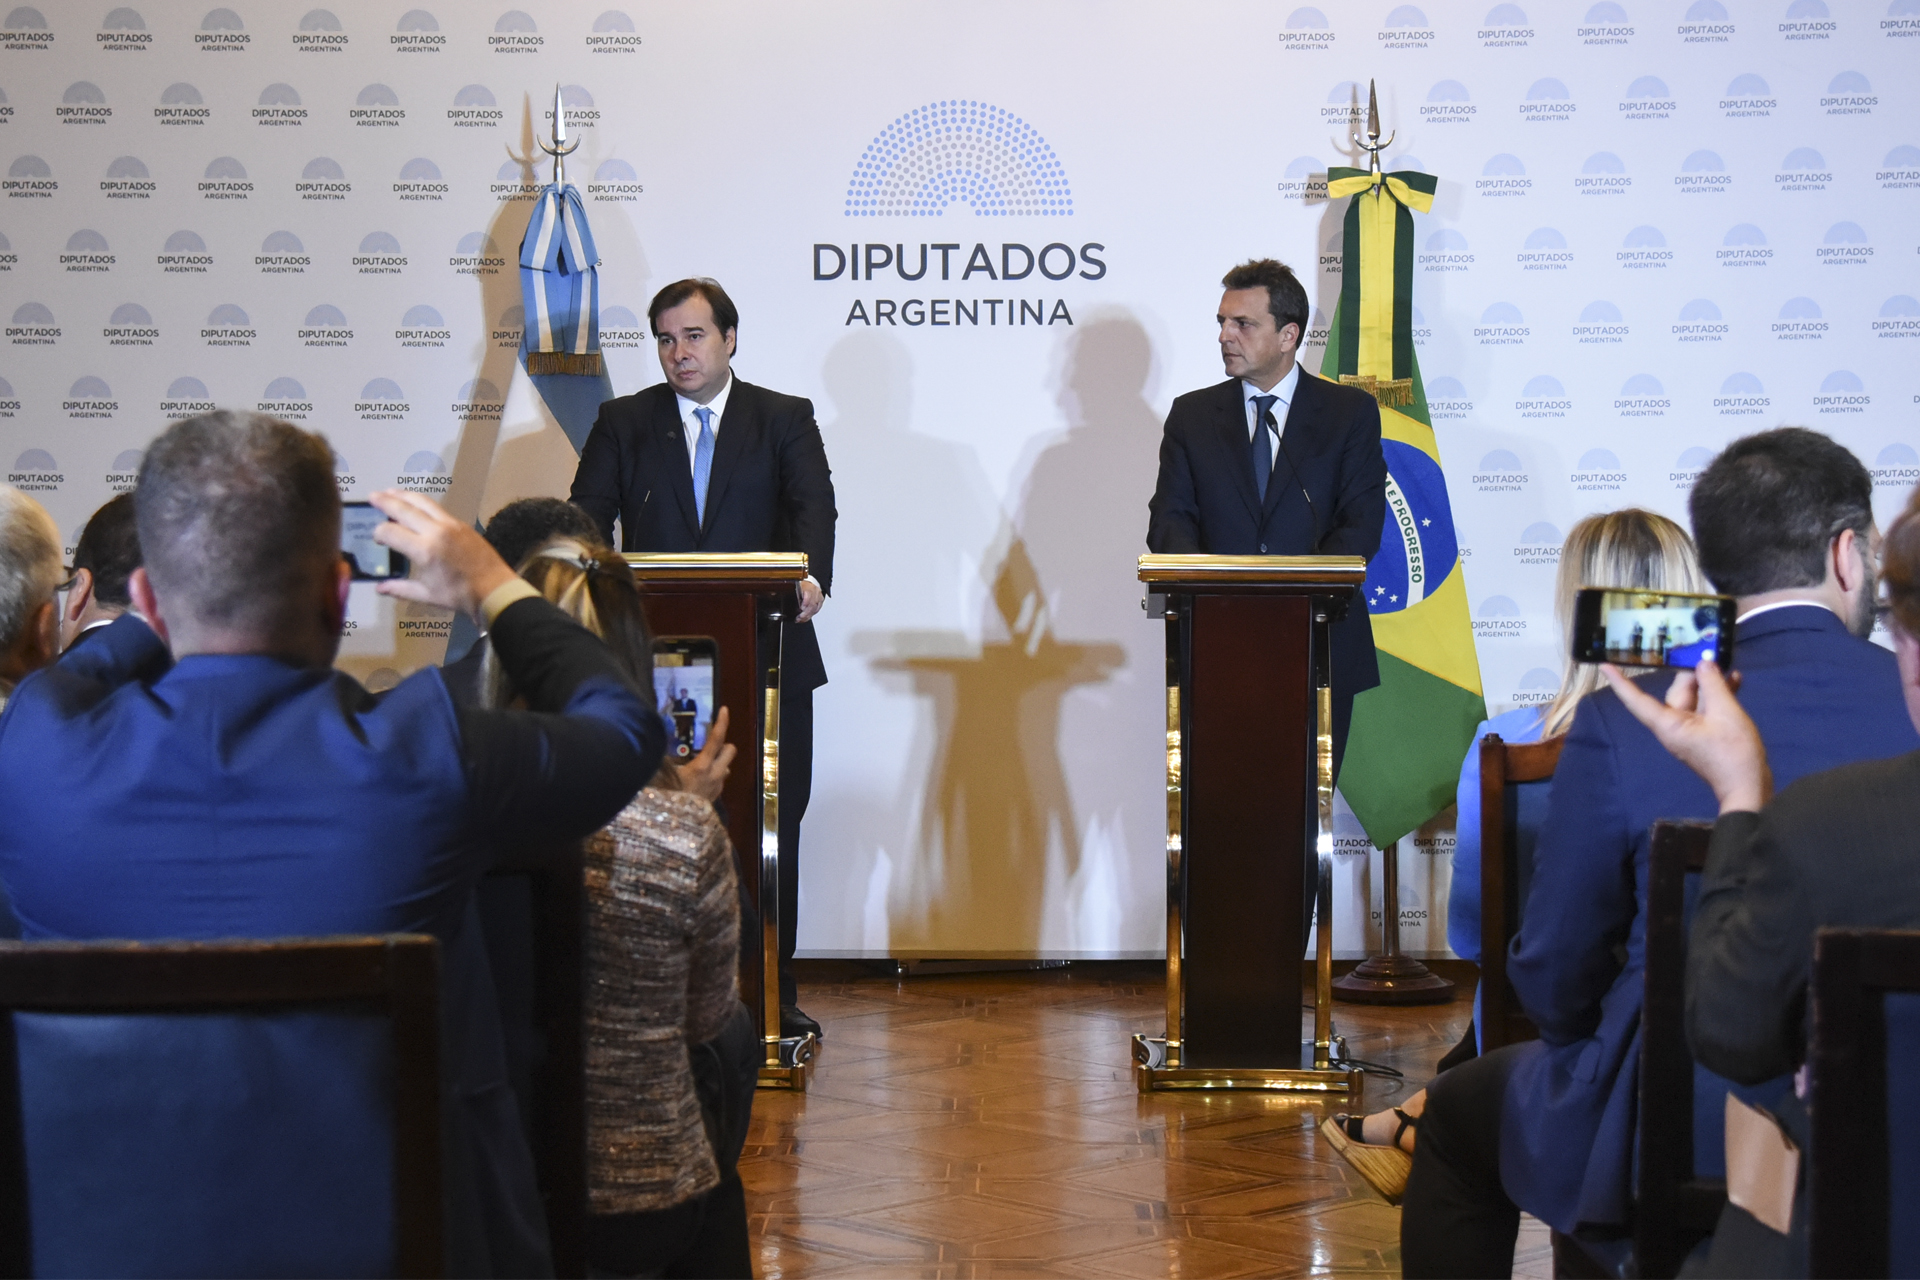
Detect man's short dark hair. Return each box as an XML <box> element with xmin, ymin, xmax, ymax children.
<box><xmin>647</xmin><ymin>278</ymin><xmax>739</xmax><ymax>343</ymax></box>
<box><xmin>1221</xmin><ymin>259</ymin><xmax>1310</xmax><ymax>340</ymax></box>
<box><xmin>1688</xmin><ymin>427</ymin><xmax>1873</xmax><ymax>596</ymax></box>
<box><xmin>72</xmin><ymin>492</ymin><xmax>141</xmax><ymax>609</ymax></box>
<box><xmin>483</xmin><ymin>498</ymin><xmax>601</xmax><ymax>570</ymax></box>
<box><xmin>136</xmin><ymin>411</ymin><xmax>340</xmax><ymax>636</ymax></box>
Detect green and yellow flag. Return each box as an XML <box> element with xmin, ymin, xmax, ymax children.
<box><xmin>1322</xmin><ymin>165</ymin><xmax>1487</xmax><ymax>848</ymax></box>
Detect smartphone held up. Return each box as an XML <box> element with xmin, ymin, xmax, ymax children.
<box><xmin>1572</xmin><ymin>588</ymin><xmax>1737</xmax><ymax>670</ymax></box>
<box><xmin>653</xmin><ymin>636</ymin><xmax>719</xmax><ymax>762</ymax></box>
<box><xmin>340</xmin><ymin>501</ymin><xmax>410</xmax><ymax>582</ymax></box>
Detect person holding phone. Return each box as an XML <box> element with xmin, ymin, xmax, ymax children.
<box><xmin>571</xmin><ymin>277</ymin><xmax>836</xmax><ymax>1042</ymax></box>
<box><xmin>1597</xmin><ymin>484</ymin><xmax>1920</xmax><ymax>1278</ymax></box>
<box><xmin>1397</xmin><ymin>427</ymin><xmax>1919</xmax><ymax>1278</ymax></box>
<box><xmin>1324</xmin><ymin>508</ymin><xmax>1707</xmax><ymax>1201</ymax></box>
<box><xmin>0</xmin><ymin>412</ymin><xmax>664</xmax><ymax>1276</ymax></box>
<box><xmin>468</xmin><ymin>535</ymin><xmax>754</xmax><ymax>1279</ymax></box>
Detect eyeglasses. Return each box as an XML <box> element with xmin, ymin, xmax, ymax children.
<box><xmin>54</xmin><ymin>566</ymin><xmax>79</xmax><ymax>594</ymax></box>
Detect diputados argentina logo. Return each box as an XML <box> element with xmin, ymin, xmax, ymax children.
<box><xmin>816</xmin><ymin>100</ymin><xmax>1104</xmax><ymax>330</ymax></box>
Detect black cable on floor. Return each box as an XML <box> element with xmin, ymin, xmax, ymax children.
<box><xmin>1300</xmin><ymin>1004</ymin><xmax>1409</xmax><ymax>1079</ymax></box>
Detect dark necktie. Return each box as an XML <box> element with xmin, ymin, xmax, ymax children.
<box><xmin>1250</xmin><ymin>394</ymin><xmax>1278</xmax><ymax>502</ymax></box>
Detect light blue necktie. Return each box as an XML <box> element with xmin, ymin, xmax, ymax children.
<box><xmin>692</xmin><ymin>406</ymin><xmax>715</xmax><ymax>527</ymax></box>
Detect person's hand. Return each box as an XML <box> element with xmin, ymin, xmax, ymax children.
<box><xmin>676</xmin><ymin>706</ymin><xmax>736</xmax><ymax>802</ymax></box>
<box><xmin>366</xmin><ymin>490</ymin><xmax>517</xmax><ymax>619</ymax></box>
<box><xmin>795</xmin><ymin>578</ymin><xmax>825</xmax><ymax>624</ymax></box>
<box><xmin>1601</xmin><ymin>660</ymin><xmax>1772</xmax><ymax>814</ymax></box>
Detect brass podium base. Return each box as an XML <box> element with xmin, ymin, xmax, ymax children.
<box><xmin>1331</xmin><ymin>953</ymin><xmax>1456</xmax><ymax>1005</ymax></box>
<box><xmin>1131</xmin><ymin>1036</ymin><xmax>1362</xmax><ymax>1094</ymax></box>
<box><xmin>757</xmin><ymin>1033</ymin><xmax>818</xmax><ymax>1090</ymax></box>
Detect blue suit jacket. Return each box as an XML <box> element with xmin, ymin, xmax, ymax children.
<box><xmin>1501</xmin><ymin>605</ymin><xmax>1920</xmax><ymax>1233</ymax></box>
<box><xmin>0</xmin><ymin>604</ymin><xmax>662</xmax><ymax>1275</ymax></box>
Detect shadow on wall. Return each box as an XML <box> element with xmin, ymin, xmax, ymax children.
<box><xmin>873</xmin><ymin>538</ymin><xmax>1122</xmax><ymax>953</ymax></box>
<box><xmin>1008</xmin><ymin>310</ymin><xmax>1166</xmax><ymax>942</ymax></box>
<box><xmin>441</xmin><ymin>94</ymin><xmax>543</xmax><ymax>526</ymax></box>
<box><xmin>846</xmin><ymin>313</ymin><xmax>1163</xmax><ymax>954</ymax></box>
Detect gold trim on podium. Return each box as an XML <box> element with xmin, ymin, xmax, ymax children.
<box><xmin>622</xmin><ymin>552</ymin><xmax>809</xmax><ymax>581</ymax></box>
<box><xmin>757</xmin><ymin>673</ymin><xmax>816</xmax><ymax>1089</ymax></box>
<box><xmin>1137</xmin><ymin>553</ymin><xmax>1367</xmax><ymax>585</ymax></box>
<box><xmin>1131</xmin><ymin>555</ymin><xmax>1362</xmax><ymax>1095</ymax></box>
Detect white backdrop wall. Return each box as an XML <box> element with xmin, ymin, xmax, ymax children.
<box><xmin>1</xmin><ymin>0</ymin><xmax>1913</xmax><ymax>959</ymax></box>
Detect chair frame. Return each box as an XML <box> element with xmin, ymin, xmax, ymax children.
<box><xmin>0</xmin><ymin>935</ymin><xmax>443</xmax><ymax>1279</ymax></box>
<box><xmin>1808</xmin><ymin>927</ymin><xmax>1920</xmax><ymax>1278</ymax></box>
<box><xmin>1635</xmin><ymin>818</ymin><xmax>1727</xmax><ymax>1278</ymax></box>
<box><xmin>1476</xmin><ymin>731</ymin><xmax>1564</xmax><ymax>1052</ymax></box>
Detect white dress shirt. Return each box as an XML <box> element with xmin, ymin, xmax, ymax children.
<box><xmin>673</xmin><ymin>372</ymin><xmax>734</xmax><ymax>474</ymax></box>
<box><xmin>1735</xmin><ymin>599</ymin><xmax>1836</xmax><ymax>624</ymax></box>
<box><xmin>1241</xmin><ymin>361</ymin><xmax>1301</xmax><ymax>468</ymax></box>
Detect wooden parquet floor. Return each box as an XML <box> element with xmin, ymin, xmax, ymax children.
<box><xmin>741</xmin><ymin>961</ymin><xmax>1553</xmax><ymax>1279</ymax></box>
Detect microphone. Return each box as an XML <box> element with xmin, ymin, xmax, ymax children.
<box><xmin>1268</xmin><ymin>406</ymin><xmax>1323</xmax><ymax>551</ymax></box>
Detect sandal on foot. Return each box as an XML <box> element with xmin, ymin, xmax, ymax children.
<box><xmin>1321</xmin><ymin>1110</ymin><xmax>1416</xmax><ymax>1204</ymax></box>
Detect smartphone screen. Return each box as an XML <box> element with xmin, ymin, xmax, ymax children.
<box><xmin>653</xmin><ymin>637</ymin><xmax>719</xmax><ymax>762</ymax></box>
<box><xmin>1572</xmin><ymin>588</ymin><xmax>1738</xmax><ymax>669</ymax></box>
<box><xmin>341</xmin><ymin>502</ymin><xmax>409</xmax><ymax>581</ymax></box>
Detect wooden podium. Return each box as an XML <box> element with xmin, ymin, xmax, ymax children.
<box><xmin>624</xmin><ymin>553</ymin><xmax>817</xmax><ymax>1090</ymax></box>
<box><xmin>1131</xmin><ymin>555</ymin><xmax>1366</xmax><ymax>1094</ymax></box>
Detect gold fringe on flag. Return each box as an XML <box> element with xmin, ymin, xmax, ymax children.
<box><xmin>1338</xmin><ymin>374</ymin><xmax>1415</xmax><ymax>408</ymax></box>
<box><xmin>525</xmin><ymin>351</ymin><xmax>605</xmax><ymax>377</ymax></box>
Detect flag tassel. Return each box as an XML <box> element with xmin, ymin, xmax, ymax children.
<box><xmin>525</xmin><ymin>351</ymin><xmax>605</xmax><ymax>377</ymax></box>
<box><xmin>1338</xmin><ymin>374</ymin><xmax>1416</xmax><ymax>408</ymax></box>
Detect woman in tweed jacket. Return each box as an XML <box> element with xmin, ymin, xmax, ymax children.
<box><xmin>480</xmin><ymin>535</ymin><xmax>751</xmax><ymax>1277</ymax></box>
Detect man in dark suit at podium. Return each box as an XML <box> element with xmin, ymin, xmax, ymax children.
<box><xmin>1148</xmin><ymin>259</ymin><xmax>1386</xmax><ymax>943</ymax></box>
<box><xmin>1147</xmin><ymin>258</ymin><xmax>1387</xmax><ymax>780</ymax></box>
<box><xmin>571</xmin><ymin>277</ymin><xmax>837</xmax><ymax>1040</ymax></box>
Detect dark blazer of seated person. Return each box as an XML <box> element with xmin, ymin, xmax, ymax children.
<box><xmin>0</xmin><ymin>426</ymin><xmax>663</xmax><ymax>1278</ymax></box>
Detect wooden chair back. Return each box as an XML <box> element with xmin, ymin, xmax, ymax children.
<box><xmin>1635</xmin><ymin>819</ymin><xmax>1726</xmax><ymax>1278</ymax></box>
<box><xmin>0</xmin><ymin>935</ymin><xmax>443</xmax><ymax>1278</ymax></box>
<box><xmin>1808</xmin><ymin>927</ymin><xmax>1920</xmax><ymax>1278</ymax></box>
<box><xmin>1476</xmin><ymin>731</ymin><xmax>1564</xmax><ymax>1052</ymax></box>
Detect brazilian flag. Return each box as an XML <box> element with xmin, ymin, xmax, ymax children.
<box><xmin>1322</xmin><ymin>165</ymin><xmax>1487</xmax><ymax>849</ymax></box>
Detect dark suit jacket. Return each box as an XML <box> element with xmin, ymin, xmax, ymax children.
<box><xmin>1499</xmin><ymin>606</ymin><xmax>1920</xmax><ymax>1235</ymax></box>
<box><xmin>0</xmin><ymin>604</ymin><xmax>663</xmax><ymax>1276</ymax></box>
<box><xmin>570</xmin><ymin>378</ymin><xmax>837</xmax><ymax>693</ymax></box>
<box><xmin>1691</xmin><ymin>751</ymin><xmax>1920</xmax><ymax>1081</ymax></box>
<box><xmin>1684</xmin><ymin>751</ymin><xmax>1920</xmax><ymax>1278</ymax></box>
<box><xmin>1145</xmin><ymin>371</ymin><xmax>1387</xmax><ymax>700</ymax></box>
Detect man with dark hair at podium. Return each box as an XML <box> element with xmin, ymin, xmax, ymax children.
<box><xmin>571</xmin><ymin>276</ymin><xmax>837</xmax><ymax>1041</ymax></box>
<box><xmin>1147</xmin><ymin>259</ymin><xmax>1387</xmax><ymax>938</ymax></box>
<box><xmin>1148</xmin><ymin>258</ymin><xmax>1386</xmax><ymax>777</ymax></box>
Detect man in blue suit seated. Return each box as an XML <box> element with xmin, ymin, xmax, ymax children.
<box><xmin>0</xmin><ymin>412</ymin><xmax>665</xmax><ymax>1277</ymax></box>
<box><xmin>1399</xmin><ymin>427</ymin><xmax>1920</xmax><ymax>1277</ymax></box>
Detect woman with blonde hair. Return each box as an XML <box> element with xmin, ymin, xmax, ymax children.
<box><xmin>1324</xmin><ymin>508</ymin><xmax>1706</xmax><ymax>1197</ymax></box>
<box><xmin>477</xmin><ymin>535</ymin><xmax>752</xmax><ymax>1278</ymax></box>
